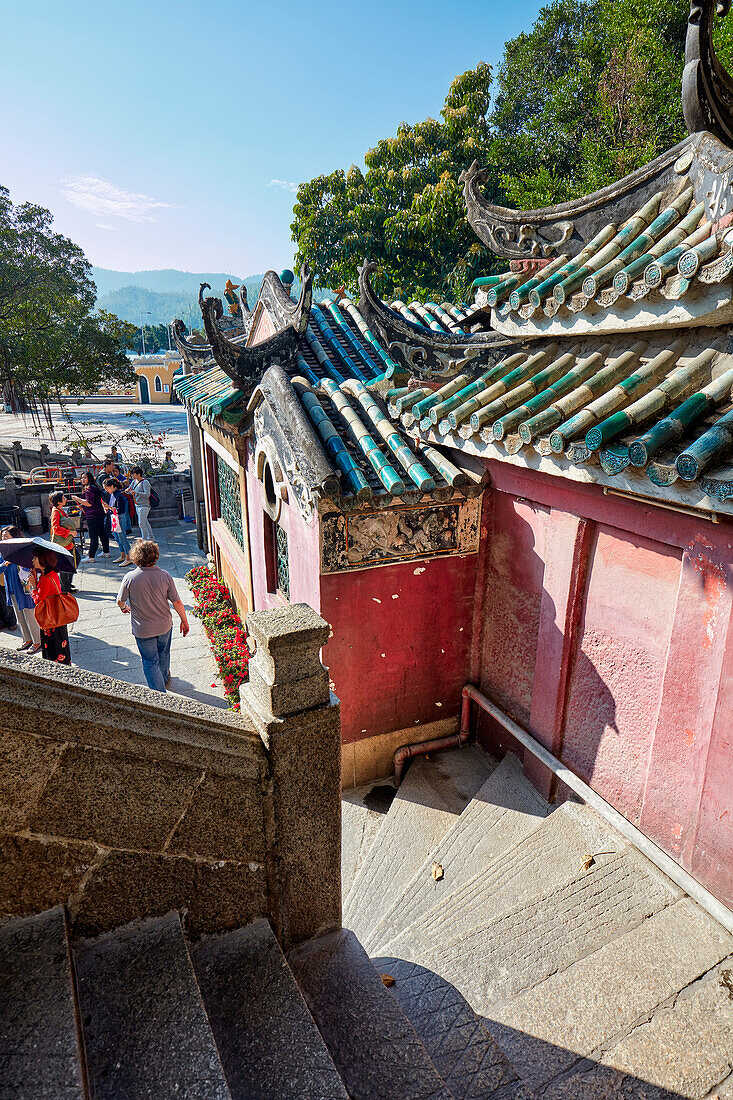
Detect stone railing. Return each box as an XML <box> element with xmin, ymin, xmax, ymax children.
<box><xmin>0</xmin><ymin>603</ymin><xmax>341</xmax><ymax>949</ymax></box>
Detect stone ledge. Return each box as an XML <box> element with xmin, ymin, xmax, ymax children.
<box><xmin>0</xmin><ymin>652</ymin><xmax>263</xmax><ymax>778</ymax></box>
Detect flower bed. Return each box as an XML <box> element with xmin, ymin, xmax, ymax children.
<box><xmin>185</xmin><ymin>565</ymin><xmax>248</xmax><ymax>709</ymax></box>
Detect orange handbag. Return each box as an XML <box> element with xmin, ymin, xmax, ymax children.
<box><xmin>35</xmin><ymin>592</ymin><xmax>79</xmax><ymax>630</ymax></box>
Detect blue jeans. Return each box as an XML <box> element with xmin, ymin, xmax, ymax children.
<box><xmin>135</xmin><ymin>629</ymin><xmax>172</xmax><ymax>691</ymax></box>
<box><xmin>112</xmin><ymin>524</ymin><xmax>131</xmax><ymax>557</ymax></box>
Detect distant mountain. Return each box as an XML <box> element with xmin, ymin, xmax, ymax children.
<box><xmin>91</xmin><ymin>267</ymin><xmax>255</xmax><ymax>297</ymax></box>
<box><xmin>92</xmin><ymin>268</ymin><xmax>266</xmax><ymax>328</ymax></box>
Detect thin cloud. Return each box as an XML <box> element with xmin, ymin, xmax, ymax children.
<box><xmin>268</xmin><ymin>178</ymin><xmax>299</xmax><ymax>193</ymax></box>
<box><xmin>61</xmin><ymin>176</ymin><xmax>175</xmax><ymax>222</ymax></box>
<box><xmin>94</xmin><ymin>223</ymin><xmax>118</xmax><ymax>230</ymax></box>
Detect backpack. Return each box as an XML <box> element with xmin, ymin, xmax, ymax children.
<box><xmin>149</xmin><ymin>487</ymin><xmax>160</xmax><ymax>508</ymax></box>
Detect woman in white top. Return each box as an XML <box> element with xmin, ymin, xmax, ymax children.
<box><xmin>130</xmin><ymin>466</ymin><xmax>155</xmax><ymax>541</ymax></box>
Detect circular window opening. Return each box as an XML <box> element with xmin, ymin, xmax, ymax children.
<box><xmin>263</xmin><ymin>460</ymin><xmax>277</xmax><ymax>511</ymax></box>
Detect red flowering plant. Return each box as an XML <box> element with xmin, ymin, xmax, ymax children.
<box><xmin>185</xmin><ymin>565</ymin><xmax>248</xmax><ymax>709</ymax></box>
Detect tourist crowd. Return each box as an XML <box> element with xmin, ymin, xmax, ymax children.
<box><xmin>0</xmin><ymin>461</ymin><xmax>189</xmax><ymax>693</ymax></box>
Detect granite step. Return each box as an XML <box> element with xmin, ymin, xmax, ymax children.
<box><xmin>417</xmin><ymin>847</ymin><xmax>682</xmax><ymax>1018</ymax></box>
<box><xmin>341</xmin><ymin>783</ymin><xmax>396</xmax><ymax>900</ymax></box>
<box><xmin>363</xmin><ymin>753</ymin><xmax>550</xmax><ymax>954</ymax></box>
<box><xmin>487</xmin><ymin>897</ymin><xmax>733</xmax><ymax>1096</ymax></box>
<box><xmin>0</xmin><ymin>907</ymin><xmax>84</xmax><ymax>1100</ymax></box>
<box><xmin>191</xmin><ymin>918</ymin><xmax>349</xmax><ymax>1100</ymax></box>
<box><xmin>379</xmin><ymin>801</ymin><xmax>623</xmax><ymax>961</ymax></box>
<box><xmin>370</xmin><ymin>954</ymin><xmax>529</xmax><ymax>1100</ymax></box>
<box><xmin>74</xmin><ymin>911</ymin><xmax>230</xmax><ymax>1100</ymax></box>
<box><xmin>345</xmin><ymin>746</ymin><xmax>495</xmax><ymax>942</ymax></box>
<box><xmin>289</xmin><ymin>927</ymin><xmax>454</xmax><ymax>1100</ymax></box>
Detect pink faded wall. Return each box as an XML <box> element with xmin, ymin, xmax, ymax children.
<box><xmin>245</xmin><ymin>449</ymin><xmax>321</xmax><ymax>613</ymax></box>
<box><xmin>477</xmin><ymin>461</ymin><xmax>733</xmax><ymax>910</ymax></box>
<box><xmin>321</xmin><ymin>553</ymin><xmax>478</xmax><ymax>745</ymax></box>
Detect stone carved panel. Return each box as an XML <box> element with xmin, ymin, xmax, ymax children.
<box><xmin>320</xmin><ymin>497</ymin><xmax>481</xmax><ymax>573</ymax></box>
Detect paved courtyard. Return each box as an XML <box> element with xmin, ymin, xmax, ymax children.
<box><xmin>0</xmin><ymin>522</ymin><xmax>227</xmax><ymax>709</ymax></box>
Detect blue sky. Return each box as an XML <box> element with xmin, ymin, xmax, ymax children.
<box><xmin>2</xmin><ymin>0</ymin><xmax>545</xmax><ymax>275</ymax></box>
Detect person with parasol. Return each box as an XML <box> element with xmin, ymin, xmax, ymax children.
<box><xmin>0</xmin><ymin>537</ymin><xmax>78</xmax><ymax>665</ymax></box>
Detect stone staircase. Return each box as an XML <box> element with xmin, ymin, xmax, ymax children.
<box><xmin>2</xmin><ymin>746</ymin><xmax>733</xmax><ymax>1099</ymax></box>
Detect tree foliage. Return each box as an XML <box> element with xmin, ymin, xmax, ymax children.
<box><xmin>126</xmin><ymin>322</ymin><xmax>175</xmax><ymax>355</ymax></box>
<box><xmin>0</xmin><ymin>186</ymin><xmax>135</xmax><ymax>413</ymax></box>
<box><xmin>292</xmin><ymin>64</ymin><xmax>496</xmax><ymax>302</ymax></box>
<box><xmin>292</xmin><ymin>1</ymin><xmax>733</xmax><ymax>302</ymax></box>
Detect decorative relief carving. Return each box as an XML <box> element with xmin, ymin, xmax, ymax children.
<box><xmin>683</xmin><ymin>0</ymin><xmax>733</xmax><ymax>145</ymax></box>
<box><xmin>460</xmin><ymin>145</ymin><xmax>686</xmax><ymax>261</ymax></box>
<box><xmin>357</xmin><ymin>260</ymin><xmax>513</xmax><ymax>382</ymax></box>
<box><xmin>320</xmin><ymin>497</ymin><xmax>481</xmax><ymax>572</ymax></box>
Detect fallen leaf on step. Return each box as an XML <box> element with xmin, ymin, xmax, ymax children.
<box><xmin>381</xmin><ymin>974</ymin><xmax>395</xmax><ymax>987</ymax></box>
<box><xmin>431</xmin><ymin>861</ymin><xmax>444</xmax><ymax>882</ymax></box>
<box><xmin>580</xmin><ymin>850</ymin><xmax>614</xmax><ymax>871</ymax></box>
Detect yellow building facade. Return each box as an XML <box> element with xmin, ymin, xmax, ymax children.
<box><xmin>133</xmin><ymin>352</ymin><xmax>182</xmax><ymax>404</ymax></box>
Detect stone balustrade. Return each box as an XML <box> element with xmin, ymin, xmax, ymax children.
<box><xmin>0</xmin><ymin>602</ymin><xmax>341</xmax><ymax>948</ymax></box>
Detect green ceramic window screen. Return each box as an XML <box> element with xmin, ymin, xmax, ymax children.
<box><xmin>275</xmin><ymin>522</ymin><xmax>290</xmax><ymax>600</ymax></box>
<box><xmin>216</xmin><ymin>455</ymin><xmax>244</xmax><ymax>550</ymax></box>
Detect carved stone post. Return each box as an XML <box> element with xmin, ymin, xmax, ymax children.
<box><xmin>240</xmin><ymin>603</ymin><xmax>341</xmax><ymax>949</ymax></box>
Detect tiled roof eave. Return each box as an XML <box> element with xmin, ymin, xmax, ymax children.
<box><xmin>418</xmin><ymin>419</ymin><xmax>733</xmax><ymax>520</ymax></box>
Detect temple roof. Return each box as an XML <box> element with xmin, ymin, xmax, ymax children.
<box><xmin>173</xmin><ymin>290</ymin><xmax>475</xmax><ymax>511</ymax></box>
<box><xmin>174</xmin><ymin>2</ymin><xmax>733</xmax><ymax>519</ymax></box>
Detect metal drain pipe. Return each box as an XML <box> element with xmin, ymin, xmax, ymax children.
<box><xmin>393</xmin><ymin>726</ymin><xmax>471</xmax><ymax>787</ymax></box>
<box><xmin>461</xmin><ymin>682</ymin><xmax>733</xmax><ymax>935</ymax></box>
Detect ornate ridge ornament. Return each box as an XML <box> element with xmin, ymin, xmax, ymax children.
<box><xmin>198</xmin><ymin>282</ymin><xmax>298</xmax><ymax>394</ymax></box>
<box><xmin>170</xmin><ymin>320</ymin><xmax>213</xmax><ymax>363</ymax></box>
<box><xmin>460</xmin><ymin>145</ymin><xmax>688</xmax><ymax>261</ymax></box>
<box><xmin>171</xmin><ymin>267</ymin><xmax>313</xmax><ymax>397</ymax></box>
<box><xmin>684</xmin><ymin>0</ymin><xmax>733</xmax><ymax>144</ymax></box>
<box><xmin>357</xmin><ymin>260</ymin><xmax>513</xmax><ymax>382</ymax></box>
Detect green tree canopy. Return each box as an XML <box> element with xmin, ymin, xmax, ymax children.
<box><xmin>291</xmin><ymin>63</ymin><xmax>496</xmax><ymax>302</ymax></box>
<box><xmin>292</xmin><ymin>0</ymin><xmax>733</xmax><ymax>302</ymax></box>
<box><xmin>0</xmin><ymin>185</ymin><xmax>135</xmax><ymax>413</ymax></box>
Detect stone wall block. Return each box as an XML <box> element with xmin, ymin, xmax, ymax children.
<box><xmin>0</xmin><ymin>832</ymin><xmax>100</xmax><ymax>920</ymax></box>
<box><xmin>166</xmin><ymin>772</ymin><xmax>267</xmax><ymax>862</ymax></box>
<box><xmin>244</xmin><ymin>603</ymin><xmax>331</xmax><ymax>721</ymax></box>
<box><xmin>68</xmin><ymin>849</ymin><xmax>268</xmax><ymax>938</ymax></box>
<box><xmin>0</xmin><ymin>729</ymin><xmax>67</xmax><ymax>831</ymax></box>
<box><xmin>28</xmin><ymin>744</ymin><xmax>203</xmax><ymax>852</ymax></box>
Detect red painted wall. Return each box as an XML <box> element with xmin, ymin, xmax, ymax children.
<box><xmin>321</xmin><ymin>553</ymin><xmax>478</xmax><ymax>745</ymax></box>
<box><xmin>477</xmin><ymin>461</ymin><xmax>733</xmax><ymax>910</ymax></box>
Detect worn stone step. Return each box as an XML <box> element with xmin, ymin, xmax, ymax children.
<box><xmin>420</xmin><ymin>848</ymin><xmax>681</xmax><ymax>1017</ymax></box>
<box><xmin>345</xmin><ymin>747</ymin><xmax>495</xmax><ymax>942</ymax></box>
<box><xmin>341</xmin><ymin>783</ymin><xmax>396</xmax><ymax>901</ymax></box>
<box><xmin>363</xmin><ymin>753</ymin><xmax>549</xmax><ymax>954</ymax></box>
<box><xmin>191</xmin><ymin>918</ymin><xmax>349</xmax><ymax>1100</ymax></box>
<box><xmin>0</xmin><ymin>907</ymin><xmax>84</xmax><ymax>1100</ymax></box>
<box><xmin>288</xmin><ymin>927</ymin><xmax>454</xmax><ymax>1100</ymax></box>
<box><xmin>75</xmin><ymin>911</ymin><xmax>230</xmax><ymax>1099</ymax></box>
<box><xmin>379</xmin><ymin>802</ymin><xmax>623</xmax><ymax>960</ymax></box>
<box><xmin>370</xmin><ymin>954</ymin><xmax>528</xmax><ymax>1100</ymax></box>
<box><xmin>486</xmin><ymin>896</ymin><xmax>733</xmax><ymax>1095</ymax></box>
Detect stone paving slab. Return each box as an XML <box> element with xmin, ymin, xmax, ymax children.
<box><xmin>0</xmin><ymin>907</ymin><xmax>84</xmax><ymax>1099</ymax></box>
<box><xmin>486</xmin><ymin>898</ymin><xmax>733</xmax><ymax>1093</ymax></box>
<box><xmin>364</xmin><ymin>753</ymin><xmax>549</xmax><ymax>954</ymax></box>
<box><xmin>0</xmin><ymin>523</ymin><xmax>226</xmax><ymax>710</ymax></box>
<box><xmin>380</xmin><ymin>802</ymin><xmax>624</xmax><ymax>962</ymax></box>
<box><xmin>74</xmin><ymin>912</ymin><xmax>231</xmax><ymax>1100</ymax></box>
<box><xmin>371</xmin><ymin>954</ymin><xmax>523</xmax><ymax>1100</ymax></box>
<box><xmin>192</xmin><ymin>919</ymin><xmax>349</xmax><ymax>1100</ymax></box>
<box><xmin>345</xmin><ymin>747</ymin><xmax>495</xmax><ymax>942</ymax></box>
<box><xmin>289</xmin><ymin>927</ymin><xmax>453</xmax><ymax>1100</ymax></box>
<box><xmin>421</xmin><ymin>848</ymin><xmax>680</xmax><ymax>1015</ymax></box>
<box><xmin>341</xmin><ymin>784</ymin><xmax>396</xmax><ymax>901</ymax></box>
